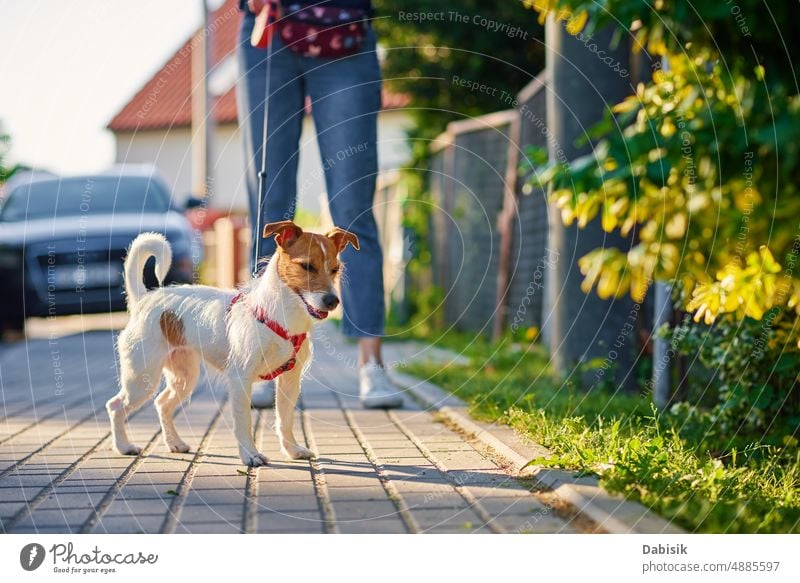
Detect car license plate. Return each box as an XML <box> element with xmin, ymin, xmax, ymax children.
<box><xmin>52</xmin><ymin>263</ymin><xmax>121</xmax><ymax>289</ymax></box>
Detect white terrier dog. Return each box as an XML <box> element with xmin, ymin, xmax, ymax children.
<box><xmin>106</xmin><ymin>221</ymin><xmax>358</xmax><ymax>466</ymax></box>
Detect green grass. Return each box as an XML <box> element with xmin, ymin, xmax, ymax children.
<box><xmin>403</xmin><ymin>332</ymin><xmax>800</xmax><ymax>533</ymax></box>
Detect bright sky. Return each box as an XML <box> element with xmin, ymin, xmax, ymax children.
<box><xmin>0</xmin><ymin>0</ymin><xmax>226</xmax><ymax>174</ymax></box>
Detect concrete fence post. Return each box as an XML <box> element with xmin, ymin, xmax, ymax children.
<box><xmin>543</xmin><ymin>18</ymin><xmax>637</xmax><ymax>389</ymax></box>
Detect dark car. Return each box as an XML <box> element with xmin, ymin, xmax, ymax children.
<box><xmin>0</xmin><ymin>167</ymin><xmax>201</xmax><ymax>333</ymax></box>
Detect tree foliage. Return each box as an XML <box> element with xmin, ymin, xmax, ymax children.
<box><xmin>527</xmin><ymin>1</ymin><xmax>800</xmax><ymax>328</ymax></box>
<box><xmin>0</xmin><ymin>123</ymin><xmax>14</xmax><ymax>183</ymax></box>
<box><xmin>372</xmin><ymin>1</ymin><xmax>546</xmax><ymax>325</ymax></box>
<box><xmin>523</xmin><ymin>1</ymin><xmax>800</xmax><ymax>433</ymax></box>
<box><xmin>373</xmin><ymin>0</ymin><xmax>545</xmax><ymax>153</ymax></box>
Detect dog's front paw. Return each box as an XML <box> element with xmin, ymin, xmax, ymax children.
<box><xmin>240</xmin><ymin>450</ymin><xmax>270</xmax><ymax>467</ymax></box>
<box><xmin>114</xmin><ymin>443</ymin><xmax>143</xmax><ymax>456</ymax></box>
<box><xmin>282</xmin><ymin>443</ymin><xmax>315</xmax><ymax>460</ymax></box>
<box><xmin>168</xmin><ymin>440</ymin><xmax>191</xmax><ymax>454</ymax></box>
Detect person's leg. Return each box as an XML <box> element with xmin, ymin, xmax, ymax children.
<box><xmin>358</xmin><ymin>337</ymin><xmax>382</xmax><ymax>367</ymax></box>
<box><xmin>236</xmin><ymin>13</ymin><xmax>305</xmax><ymax>273</ymax></box>
<box><xmin>302</xmin><ymin>30</ymin><xmax>401</xmax><ymax>408</ymax></box>
<box><xmin>303</xmin><ymin>30</ymin><xmax>385</xmax><ymax>340</ymax></box>
<box><xmin>237</xmin><ymin>15</ymin><xmax>305</xmax><ymax>407</ymax></box>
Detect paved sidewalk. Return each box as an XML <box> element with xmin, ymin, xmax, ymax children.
<box><xmin>0</xmin><ymin>323</ymin><xmax>585</xmax><ymax>534</ymax></box>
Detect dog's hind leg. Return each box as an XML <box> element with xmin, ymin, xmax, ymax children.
<box><xmin>155</xmin><ymin>349</ymin><xmax>200</xmax><ymax>453</ymax></box>
<box><xmin>107</xmin><ymin>331</ymin><xmax>164</xmax><ymax>455</ymax></box>
<box><xmin>275</xmin><ymin>342</ymin><xmax>315</xmax><ymax>460</ymax></box>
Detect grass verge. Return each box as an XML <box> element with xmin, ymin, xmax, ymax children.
<box><xmin>403</xmin><ymin>332</ymin><xmax>800</xmax><ymax>533</ymax></box>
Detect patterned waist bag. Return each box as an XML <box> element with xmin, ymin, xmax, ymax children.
<box><xmin>279</xmin><ymin>2</ymin><xmax>369</xmax><ymax>58</ymax></box>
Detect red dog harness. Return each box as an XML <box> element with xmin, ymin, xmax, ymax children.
<box><xmin>228</xmin><ymin>293</ymin><xmax>307</xmax><ymax>381</ymax></box>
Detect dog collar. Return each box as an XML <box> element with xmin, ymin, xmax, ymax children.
<box><xmin>228</xmin><ymin>293</ymin><xmax>307</xmax><ymax>381</ymax></box>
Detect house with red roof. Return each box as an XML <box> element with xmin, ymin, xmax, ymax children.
<box><xmin>107</xmin><ymin>0</ymin><xmax>411</xmax><ymax>216</ymax></box>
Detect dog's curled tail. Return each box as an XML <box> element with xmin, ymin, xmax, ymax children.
<box><xmin>124</xmin><ymin>233</ymin><xmax>172</xmax><ymax>308</ymax></box>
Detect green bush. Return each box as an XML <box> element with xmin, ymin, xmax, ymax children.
<box><xmin>523</xmin><ymin>0</ymin><xmax>800</xmax><ymax>434</ymax></box>
<box><xmin>666</xmin><ymin>311</ymin><xmax>800</xmax><ymax>449</ymax></box>
<box><xmin>0</xmin><ymin>123</ymin><xmax>15</xmax><ymax>183</ymax></box>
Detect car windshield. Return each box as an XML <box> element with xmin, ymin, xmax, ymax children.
<box><xmin>0</xmin><ymin>176</ymin><xmax>170</xmax><ymax>221</ymax></box>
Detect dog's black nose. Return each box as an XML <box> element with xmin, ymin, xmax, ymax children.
<box><xmin>322</xmin><ymin>294</ymin><xmax>339</xmax><ymax>310</ymax></box>
<box><xmin>321</xmin><ymin>293</ymin><xmax>339</xmax><ymax>310</ymax></box>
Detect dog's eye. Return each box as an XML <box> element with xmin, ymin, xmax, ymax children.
<box><xmin>299</xmin><ymin>263</ymin><xmax>317</xmax><ymax>273</ymax></box>
<box><xmin>331</xmin><ymin>267</ymin><xmax>340</xmax><ymax>275</ymax></box>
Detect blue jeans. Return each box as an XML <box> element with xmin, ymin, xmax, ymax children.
<box><xmin>236</xmin><ymin>12</ymin><xmax>385</xmax><ymax>338</ymax></box>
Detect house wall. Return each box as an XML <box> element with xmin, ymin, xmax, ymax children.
<box><xmin>112</xmin><ymin>109</ymin><xmax>413</xmax><ymax>218</ymax></box>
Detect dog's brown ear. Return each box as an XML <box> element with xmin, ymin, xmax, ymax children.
<box><xmin>327</xmin><ymin>227</ymin><xmax>360</xmax><ymax>253</ymax></box>
<box><xmin>263</xmin><ymin>221</ymin><xmax>303</xmax><ymax>248</ymax></box>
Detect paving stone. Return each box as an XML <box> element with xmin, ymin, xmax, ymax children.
<box><xmin>314</xmin><ymin>446</ymin><xmax>365</xmax><ymax>455</ymax></box>
<box><xmin>380</xmin><ymin>478</ymin><xmax>450</xmax><ymax>494</ymax></box>
<box><xmin>37</xmin><ymin>492</ymin><xmax>105</xmax><ymax>510</ymax></box>
<box><xmin>9</xmin><ymin>525</ymin><xmax>81</xmax><ymax>534</ymax></box>
<box><xmin>492</xmin><ymin>513</ymin><xmax>576</xmax><ymax>534</ymax></box>
<box><xmin>324</xmin><ymin>472</ymin><xmax>385</xmax><ymax>489</ymax></box>
<box><xmin>446</xmin><ymin>470</ymin><xmax>518</xmax><ymax>486</ymax></box>
<box><xmin>475</xmin><ymin>495</ymin><xmax>546</xmax><ymax>515</ymax></box>
<box><xmin>109</xmin><ymin>484</ymin><xmax>167</xmax><ymax>500</ymax></box>
<box><xmin>95</xmin><ymin>514</ymin><xmax>167</xmax><ymax>534</ymax></box>
<box><xmin>0</xmin><ymin>486</ymin><xmax>44</xmax><ymax>501</ymax></box>
<box><xmin>327</xmin><ymin>486</ymin><xmax>388</xmax><ymax>502</ymax></box>
<box><xmin>0</xmin><ymin>473</ymin><xmax>57</xmax><ymax>487</ymax></box>
<box><xmin>0</xmin><ymin>501</ymin><xmax>27</xmax><ymax>517</ymax></box>
<box><xmin>257</xmin><ymin>523</ymin><xmax>325</xmax><ymax>534</ymax></box>
<box><xmin>103</xmin><ymin>499</ymin><xmax>172</xmax><ymax>516</ymax></box>
<box><xmin>374</xmin><ymin>455</ymin><xmax>431</xmax><ymax>465</ymax></box>
<box><xmin>337</xmin><ymin>519</ymin><xmax>408</xmax><ymax>534</ymax></box>
<box><xmin>0</xmin><ymin>326</ymin><xmax>586</xmax><ymax>534</ymax></box>
<box><xmin>328</xmin><ymin>500</ymin><xmax>400</xmax><ymax>521</ymax></box>
<box><xmin>423</xmin><ymin>443</ymin><xmax>477</xmax><ymax>453</ymax></box>
<box><xmin>402</xmin><ymin>491</ymin><xmax>471</xmax><ymax>510</ymax></box>
<box><xmin>382</xmin><ymin>463</ymin><xmax>438</xmax><ymax>477</ymax></box>
<box><xmin>125</xmin><ymin>473</ymin><xmax>186</xmax><ymax>486</ymax></box>
<box><xmin>181</xmin><ymin>489</ymin><xmax>248</xmax><ymax>506</ymax></box>
<box><xmin>255</xmin><ymin>510</ymin><xmax>324</xmax><ymax>533</ymax></box>
<box><xmin>178</xmin><ymin>503</ymin><xmax>243</xmax><ymax>523</ymax></box>
<box><xmin>255</xmin><ymin>495</ymin><xmax>320</xmax><ymax>512</ymax></box>
<box><xmin>174</xmin><ymin>521</ymin><xmax>244</xmax><ymax>534</ymax></box>
<box><xmin>0</xmin><ymin>489</ymin><xmax>30</xmax><ymax>503</ymax></box>
<box><xmin>436</xmin><ymin>452</ymin><xmax>499</xmax><ymax>470</ymax></box>
<box><xmin>424</xmin><ymin>524</ymin><xmax>495</xmax><ymax>534</ymax></box>
<box><xmin>14</xmin><ymin>508</ymin><xmax>93</xmax><ymax>526</ymax></box>
<box><xmin>414</xmin><ymin>507</ymin><xmax>485</xmax><ymax>530</ymax></box>
<box><xmin>257</xmin><ymin>481</ymin><xmax>317</xmax><ymax>497</ymax></box>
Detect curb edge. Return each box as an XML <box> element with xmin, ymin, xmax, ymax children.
<box><xmin>393</xmin><ymin>371</ymin><xmax>684</xmax><ymax>534</ymax></box>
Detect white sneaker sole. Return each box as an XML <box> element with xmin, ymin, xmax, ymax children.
<box><xmin>251</xmin><ymin>386</ymin><xmax>276</xmax><ymax>409</ymax></box>
<box><xmin>360</xmin><ymin>394</ymin><xmax>403</xmax><ymax>409</ymax></box>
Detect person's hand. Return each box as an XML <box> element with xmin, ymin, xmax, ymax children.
<box><xmin>247</xmin><ymin>0</ymin><xmax>268</xmax><ymax>13</ymax></box>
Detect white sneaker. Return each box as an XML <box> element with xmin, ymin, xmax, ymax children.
<box><xmin>359</xmin><ymin>361</ymin><xmax>403</xmax><ymax>409</ymax></box>
<box><xmin>251</xmin><ymin>379</ymin><xmax>275</xmax><ymax>409</ymax></box>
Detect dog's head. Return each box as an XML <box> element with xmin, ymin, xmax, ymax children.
<box><xmin>263</xmin><ymin>221</ymin><xmax>359</xmax><ymax>320</ymax></box>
